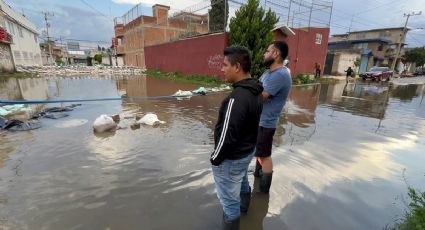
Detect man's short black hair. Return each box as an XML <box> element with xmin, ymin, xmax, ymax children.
<box><xmin>272</xmin><ymin>41</ymin><xmax>289</xmax><ymax>61</ymax></box>
<box><xmin>223</xmin><ymin>46</ymin><xmax>252</xmax><ymax>73</ymax></box>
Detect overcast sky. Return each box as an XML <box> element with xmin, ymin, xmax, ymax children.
<box><xmin>4</xmin><ymin>0</ymin><xmax>425</xmax><ymax>49</ymax></box>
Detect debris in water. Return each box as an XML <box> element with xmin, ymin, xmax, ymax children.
<box><xmin>0</xmin><ymin>116</ymin><xmax>41</xmax><ymax>131</ymax></box>
<box><xmin>93</xmin><ymin>114</ymin><xmax>117</xmax><ymax>132</ymax></box>
<box><xmin>137</xmin><ymin>113</ymin><xmax>165</xmax><ymax>126</ymax></box>
<box><xmin>192</xmin><ymin>87</ymin><xmax>207</xmax><ymax>95</ymax></box>
<box><xmin>173</xmin><ymin>90</ymin><xmax>193</xmax><ymax>97</ymax></box>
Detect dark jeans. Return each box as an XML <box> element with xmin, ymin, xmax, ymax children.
<box><xmin>315</xmin><ymin>70</ymin><xmax>321</xmax><ymax>78</ymax></box>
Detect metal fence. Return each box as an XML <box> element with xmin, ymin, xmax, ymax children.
<box><xmin>114</xmin><ymin>0</ymin><xmax>333</xmax><ymax>40</ymax></box>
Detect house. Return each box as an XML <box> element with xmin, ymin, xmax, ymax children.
<box><xmin>326</xmin><ymin>27</ymin><xmax>409</xmax><ymax>75</ymax></box>
<box><xmin>0</xmin><ymin>0</ymin><xmax>42</xmax><ymax>66</ymax></box>
<box><xmin>113</xmin><ymin>4</ymin><xmax>208</xmax><ymax>67</ymax></box>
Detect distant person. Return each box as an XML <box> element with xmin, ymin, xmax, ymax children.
<box><xmin>345</xmin><ymin>67</ymin><xmax>354</xmax><ymax>83</ymax></box>
<box><xmin>210</xmin><ymin>46</ymin><xmax>263</xmax><ymax>229</ymax></box>
<box><xmin>254</xmin><ymin>41</ymin><xmax>292</xmax><ymax>194</ymax></box>
<box><xmin>283</xmin><ymin>59</ymin><xmax>291</xmax><ymax>75</ymax></box>
<box><xmin>314</xmin><ymin>62</ymin><xmax>321</xmax><ymax>78</ymax></box>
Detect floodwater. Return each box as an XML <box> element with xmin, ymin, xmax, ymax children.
<box><xmin>0</xmin><ymin>75</ymin><xmax>424</xmax><ymax>230</ymax></box>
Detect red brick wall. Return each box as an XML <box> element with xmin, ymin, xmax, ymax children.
<box><xmin>145</xmin><ymin>33</ymin><xmax>228</xmax><ymax>78</ymax></box>
<box><xmin>275</xmin><ymin>27</ymin><xmax>330</xmax><ymax>76</ymax></box>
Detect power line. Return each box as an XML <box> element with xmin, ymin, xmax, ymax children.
<box><xmin>80</xmin><ymin>0</ymin><xmax>113</xmax><ymax>21</ymax></box>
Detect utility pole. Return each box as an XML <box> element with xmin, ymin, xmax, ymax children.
<box><xmin>391</xmin><ymin>11</ymin><xmax>422</xmax><ymax>72</ymax></box>
<box><xmin>42</xmin><ymin>11</ymin><xmax>54</xmax><ymax>65</ymax></box>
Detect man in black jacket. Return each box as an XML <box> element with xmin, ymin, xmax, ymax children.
<box><xmin>210</xmin><ymin>46</ymin><xmax>263</xmax><ymax>230</ymax></box>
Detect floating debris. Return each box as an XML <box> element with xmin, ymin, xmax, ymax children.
<box><xmin>93</xmin><ymin>115</ymin><xmax>117</xmax><ymax>133</ymax></box>
<box><xmin>192</xmin><ymin>87</ymin><xmax>207</xmax><ymax>95</ymax></box>
<box><xmin>137</xmin><ymin>113</ymin><xmax>165</xmax><ymax>126</ymax></box>
<box><xmin>0</xmin><ymin>116</ymin><xmax>41</xmax><ymax>131</ymax></box>
<box><xmin>0</xmin><ymin>104</ymin><xmax>32</xmax><ymax>116</ymax></box>
<box><xmin>173</xmin><ymin>90</ymin><xmax>193</xmax><ymax>97</ymax></box>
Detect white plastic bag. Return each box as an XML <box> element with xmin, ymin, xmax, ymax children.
<box><xmin>93</xmin><ymin>114</ymin><xmax>117</xmax><ymax>132</ymax></box>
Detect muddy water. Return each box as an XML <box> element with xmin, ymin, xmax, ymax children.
<box><xmin>0</xmin><ymin>76</ymin><xmax>424</xmax><ymax>230</ymax></box>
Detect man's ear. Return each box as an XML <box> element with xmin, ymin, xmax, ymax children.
<box><xmin>235</xmin><ymin>62</ymin><xmax>241</xmax><ymax>73</ymax></box>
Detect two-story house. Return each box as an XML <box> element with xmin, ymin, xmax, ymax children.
<box><xmin>325</xmin><ymin>27</ymin><xmax>408</xmax><ymax>75</ymax></box>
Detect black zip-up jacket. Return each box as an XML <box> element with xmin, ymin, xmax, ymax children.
<box><xmin>210</xmin><ymin>78</ymin><xmax>263</xmax><ymax>166</ymax></box>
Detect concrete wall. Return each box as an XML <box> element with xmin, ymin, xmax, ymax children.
<box><xmin>145</xmin><ymin>33</ymin><xmax>228</xmax><ymax>78</ymax></box>
<box><xmin>331</xmin><ymin>52</ymin><xmax>360</xmax><ymax>75</ymax></box>
<box><xmin>0</xmin><ymin>42</ymin><xmax>14</xmax><ymax>72</ymax></box>
<box><xmin>0</xmin><ymin>0</ymin><xmax>42</xmax><ymax>66</ymax></box>
<box><xmin>276</xmin><ymin>27</ymin><xmax>330</xmax><ymax>76</ymax></box>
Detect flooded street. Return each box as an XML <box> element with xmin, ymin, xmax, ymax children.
<box><xmin>0</xmin><ymin>76</ymin><xmax>424</xmax><ymax>230</ymax></box>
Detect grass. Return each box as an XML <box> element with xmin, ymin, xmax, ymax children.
<box><xmin>385</xmin><ymin>172</ymin><xmax>425</xmax><ymax>230</ymax></box>
<box><xmin>0</xmin><ymin>71</ymin><xmax>38</xmax><ymax>79</ymax></box>
<box><xmin>144</xmin><ymin>69</ymin><xmax>225</xmax><ymax>87</ymax></box>
<box><xmin>386</xmin><ymin>186</ymin><xmax>425</xmax><ymax>230</ymax></box>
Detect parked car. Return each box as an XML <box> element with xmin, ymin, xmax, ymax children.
<box><xmin>360</xmin><ymin>67</ymin><xmax>393</xmax><ymax>81</ymax></box>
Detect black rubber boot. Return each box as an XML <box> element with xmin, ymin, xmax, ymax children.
<box><xmin>260</xmin><ymin>172</ymin><xmax>273</xmax><ymax>193</ymax></box>
<box><xmin>253</xmin><ymin>160</ymin><xmax>262</xmax><ymax>178</ymax></box>
<box><xmin>240</xmin><ymin>186</ymin><xmax>251</xmax><ymax>213</ymax></box>
<box><xmin>222</xmin><ymin>214</ymin><xmax>240</xmax><ymax>230</ymax></box>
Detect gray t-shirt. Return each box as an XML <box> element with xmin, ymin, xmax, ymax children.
<box><xmin>259</xmin><ymin>67</ymin><xmax>292</xmax><ymax>128</ymax></box>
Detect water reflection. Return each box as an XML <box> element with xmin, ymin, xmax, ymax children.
<box><xmin>0</xmin><ymin>77</ymin><xmax>52</xmax><ymax>119</ymax></box>
<box><xmin>0</xmin><ymin>76</ymin><xmax>424</xmax><ymax>229</ymax></box>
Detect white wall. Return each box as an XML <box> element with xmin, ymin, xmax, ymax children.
<box><xmin>0</xmin><ymin>0</ymin><xmax>42</xmax><ymax>66</ymax></box>
<box><xmin>332</xmin><ymin>53</ymin><xmax>360</xmax><ymax>75</ymax></box>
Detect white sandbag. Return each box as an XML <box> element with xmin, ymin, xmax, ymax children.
<box><xmin>138</xmin><ymin>113</ymin><xmax>165</xmax><ymax>126</ymax></box>
<box><xmin>173</xmin><ymin>90</ymin><xmax>193</xmax><ymax>97</ymax></box>
<box><xmin>192</xmin><ymin>87</ymin><xmax>207</xmax><ymax>95</ymax></box>
<box><xmin>93</xmin><ymin>114</ymin><xmax>117</xmax><ymax>132</ymax></box>
<box><xmin>219</xmin><ymin>85</ymin><xmax>231</xmax><ymax>91</ymax></box>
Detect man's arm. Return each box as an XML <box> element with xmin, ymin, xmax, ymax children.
<box><xmin>262</xmin><ymin>91</ymin><xmax>271</xmax><ymax>102</ymax></box>
<box><xmin>210</xmin><ymin>95</ymin><xmax>247</xmax><ymax>166</ymax></box>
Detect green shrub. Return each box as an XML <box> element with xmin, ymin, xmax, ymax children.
<box><xmin>387</xmin><ymin>186</ymin><xmax>425</xmax><ymax>230</ymax></box>
<box><xmin>292</xmin><ymin>73</ymin><xmax>316</xmax><ymax>85</ymax></box>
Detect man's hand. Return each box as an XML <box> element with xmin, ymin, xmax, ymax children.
<box><xmin>262</xmin><ymin>91</ymin><xmax>271</xmax><ymax>102</ymax></box>
<box><xmin>210</xmin><ymin>157</ymin><xmax>221</xmax><ymax>166</ymax></box>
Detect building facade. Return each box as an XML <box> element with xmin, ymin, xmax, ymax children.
<box><xmin>274</xmin><ymin>25</ymin><xmax>330</xmax><ymax>77</ymax></box>
<box><xmin>114</xmin><ymin>4</ymin><xmax>208</xmax><ymax>67</ymax></box>
<box><xmin>0</xmin><ymin>0</ymin><xmax>42</xmax><ymax>66</ymax></box>
<box><xmin>0</xmin><ymin>25</ymin><xmax>14</xmax><ymax>72</ymax></box>
<box><xmin>327</xmin><ymin>27</ymin><xmax>408</xmax><ymax>74</ymax></box>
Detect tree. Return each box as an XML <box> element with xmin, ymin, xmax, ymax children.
<box><xmin>404</xmin><ymin>47</ymin><xmax>425</xmax><ymax>71</ymax></box>
<box><xmin>229</xmin><ymin>0</ymin><xmax>278</xmax><ymax>78</ymax></box>
<box><xmin>94</xmin><ymin>54</ymin><xmax>103</xmax><ymax>64</ymax></box>
<box><xmin>209</xmin><ymin>0</ymin><xmax>229</xmax><ymax>32</ymax></box>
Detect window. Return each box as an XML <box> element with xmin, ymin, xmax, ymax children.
<box><xmin>378</xmin><ymin>44</ymin><xmax>383</xmax><ymax>51</ymax></box>
<box><xmin>18</xmin><ymin>26</ymin><xmax>23</xmax><ymax>38</ymax></box>
<box><xmin>34</xmin><ymin>34</ymin><xmax>37</xmax><ymax>43</ymax></box>
<box><xmin>356</xmin><ymin>33</ymin><xmax>366</xmax><ymax>39</ymax></box>
<box><xmin>315</xmin><ymin>33</ymin><xmax>322</xmax><ymax>44</ymax></box>
<box><xmin>7</xmin><ymin>21</ymin><xmax>15</xmax><ymax>35</ymax></box>
<box><xmin>354</xmin><ymin>43</ymin><xmax>368</xmax><ymax>49</ymax></box>
<box><xmin>379</xmin><ymin>31</ymin><xmax>390</xmax><ymax>37</ymax></box>
<box><xmin>13</xmin><ymin>51</ymin><xmax>21</xmax><ymax>58</ymax></box>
